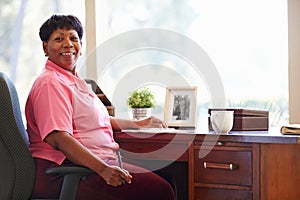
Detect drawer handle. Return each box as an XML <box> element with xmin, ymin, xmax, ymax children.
<box><xmin>217</xmin><ymin>142</ymin><xmax>223</xmax><ymax>146</ymax></box>
<box><xmin>203</xmin><ymin>162</ymin><xmax>235</xmax><ymax>171</ymax></box>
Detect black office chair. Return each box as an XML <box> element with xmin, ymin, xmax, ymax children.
<box><xmin>0</xmin><ymin>72</ymin><xmax>93</xmax><ymax>200</ymax></box>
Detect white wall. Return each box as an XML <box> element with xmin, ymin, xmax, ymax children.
<box><xmin>288</xmin><ymin>0</ymin><xmax>300</xmax><ymax>123</ymax></box>
<box><xmin>85</xmin><ymin>0</ymin><xmax>97</xmax><ymax>80</ymax></box>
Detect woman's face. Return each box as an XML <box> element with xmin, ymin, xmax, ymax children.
<box><xmin>43</xmin><ymin>28</ymin><xmax>82</xmax><ymax>74</ymax></box>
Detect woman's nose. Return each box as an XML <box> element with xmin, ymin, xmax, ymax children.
<box><xmin>63</xmin><ymin>38</ymin><xmax>74</xmax><ymax>47</ymax></box>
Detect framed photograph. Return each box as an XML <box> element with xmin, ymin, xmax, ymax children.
<box><xmin>164</xmin><ymin>86</ymin><xmax>197</xmax><ymax>128</ymax></box>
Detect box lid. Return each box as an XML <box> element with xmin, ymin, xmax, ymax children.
<box><xmin>208</xmin><ymin>108</ymin><xmax>269</xmax><ymax>117</ymax></box>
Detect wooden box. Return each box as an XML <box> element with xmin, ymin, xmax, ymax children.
<box><xmin>208</xmin><ymin>108</ymin><xmax>269</xmax><ymax>131</ymax></box>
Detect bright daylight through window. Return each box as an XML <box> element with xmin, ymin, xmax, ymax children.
<box><xmin>96</xmin><ymin>0</ymin><xmax>288</xmax><ymax>128</ymax></box>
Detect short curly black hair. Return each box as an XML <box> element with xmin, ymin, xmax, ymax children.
<box><xmin>39</xmin><ymin>14</ymin><xmax>83</xmax><ymax>42</ymax></box>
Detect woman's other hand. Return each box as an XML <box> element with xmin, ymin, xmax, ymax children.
<box><xmin>45</xmin><ymin>131</ymin><xmax>132</xmax><ymax>187</ymax></box>
<box><xmin>110</xmin><ymin>116</ymin><xmax>167</xmax><ymax>131</ymax></box>
<box><xmin>135</xmin><ymin>116</ymin><xmax>167</xmax><ymax>128</ymax></box>
<box><xmin>100</xmin><ymin>165</ymin><xmax>132</xmax><ymax>187</ymax></box>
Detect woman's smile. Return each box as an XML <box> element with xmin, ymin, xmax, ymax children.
<box><xmin>43</xmin><ymin>28</ymin><xmax>82</xmax><ymax>73</ymax></box>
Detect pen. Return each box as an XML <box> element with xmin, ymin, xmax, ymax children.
<box><xmin>117</xmin><ymin>150</ymin><xmax>125</xmax><ymax>184</ymax></box>
<box><xmin>117</xmin><ymin>150</ymin><xmax>123</xmax><ymax>169</ymax></box>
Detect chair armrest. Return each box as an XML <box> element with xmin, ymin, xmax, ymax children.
<box><xmin>45</xmin><ymin>166</ymin><xmax>95</xmax><ymax>200</ymax></box>
<box><xmin>46</xmin><ymin>166</ymin><xmax>94</xmax><ymax>176</ymax></box>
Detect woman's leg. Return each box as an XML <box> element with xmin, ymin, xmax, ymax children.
<box><xmin>32</xmin><ymin>158</ymin><xmax>63</xmax><ymax>199</ymax></box>
<box><xmin>76</xmin><ymin>160</ymin><xmax>176</xmax><ymax>200</ymax></box>
<box><xmin>32</xmin><ymin>158</ymin><xmax>176</xmax><ymax>200</ymax></box>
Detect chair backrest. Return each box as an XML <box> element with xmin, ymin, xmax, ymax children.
<box><xmin>85</xmin><ymin>79</ymin><xmax>115</xmax><ymax>116</ymax></box>
<box><xmin>0</xmin><ymin>72</ymin><xmax>35</xmax><ymax>200</ymax></box>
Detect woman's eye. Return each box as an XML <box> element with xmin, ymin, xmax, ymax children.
<box><xmin>54</xmin><ymin>37</ymin><xmax>63</xmax><ymax>41</ymax></box>
<box><xmin>71</xmin><ymin>36</ymin><xmax>79</xmax><ymax>41</ymax></box>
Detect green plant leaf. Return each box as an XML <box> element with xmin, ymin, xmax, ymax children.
<box><xmin>127</xmin><ymin>87</ymin><xmax>155</xmax><ymax>108</ymax></box>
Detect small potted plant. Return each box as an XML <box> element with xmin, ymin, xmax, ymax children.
<box><xmin>127</xmin><ymin>87</ymin><xmax>155</xmax><ymax>120</ymax></box>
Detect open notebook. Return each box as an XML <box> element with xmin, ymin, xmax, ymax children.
<box><xmin>121</xmin><ymin>128</ymin><xmax>194</xmax><ymax>134</ymax></box>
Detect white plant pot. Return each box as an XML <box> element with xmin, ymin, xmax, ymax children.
<box><xmin>132</xmin><ymin>108</ymin><xmax>150</xmax><ymax>120</ymax></box>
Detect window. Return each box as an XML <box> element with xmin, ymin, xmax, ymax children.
<box><xmin>94</xmin><ymin>0</ymin><xmax>288</xmax><ymax>128</ymax></box>
<box><xmin>0</xmin><ymin>0</ymin><xmax>85</xmax><ymax>119</ymax></box>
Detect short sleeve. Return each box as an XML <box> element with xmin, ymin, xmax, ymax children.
<box><xmin>33</xmin><ymin>80</ymin><xmax>73</xmax><ymax>140</ymax></box>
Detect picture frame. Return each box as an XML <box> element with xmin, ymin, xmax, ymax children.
<box><xmin>164</xmin><ymin>86</ymin><xmax>197</xmax><ymax>128</ymax></box>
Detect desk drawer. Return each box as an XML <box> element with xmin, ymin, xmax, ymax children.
<box><xmin>194</xmin><ymin>149</ymin><xmax>252</xmax><ymax>186</ymax></box>
<box><xmin>195</xmin><ymin>187</ymin><xmax>252</xmax><ymax>200</ymax></box>
<box><xmin>120</xmin><ymin>142</ymin><xmax>188</xmax><ymax>161</ymax></box>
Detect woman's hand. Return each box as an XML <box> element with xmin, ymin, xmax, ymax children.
<box><xmin>110</xmin><ymin>116</ymin><xmax>167</xmax><ymax>130</ymax></box>
<box><xmin>99</xmin><ymin>165</ymin><xmax>132</xmax><ymax>187</ymax></box>
<box><xmin>135</xmin><ymin>116</ymin><xmax>167</xmax><ymax>128</ymax></box>
<box><xmin>45</xmin><ymin>131</ymin><xmax>132</xmax><ymax>187</ymax></box>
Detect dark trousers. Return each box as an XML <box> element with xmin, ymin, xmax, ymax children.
<box><xmin>32</xmin><ymin>158</ymin><xmax>176</xmax><ymax>200</ymax></box>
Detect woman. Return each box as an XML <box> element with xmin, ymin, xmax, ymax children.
<box><xmin>25</xmin><ymin>14</ymin><xmax>175</xmax><ymax>200</ymax></box>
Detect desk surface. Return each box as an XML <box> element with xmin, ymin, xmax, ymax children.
<box><xmin>116</xmin><ymin>127</ymin><xmax>300</xmax><ymax>144</ymax></box>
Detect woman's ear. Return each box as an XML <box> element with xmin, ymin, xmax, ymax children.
<box><xmin>43</xmin><ymin>42</ymin><xmax>48</xmax><ymax>56</ymax></box>
<box><xmin>79</xmin><ymin>40</ymin><xmax>83</xmax><ymax>56</ymax></box>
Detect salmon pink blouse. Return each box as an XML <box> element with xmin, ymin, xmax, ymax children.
<box><xmin>25</xmin><ymin>60</ymin><xmax>119</xmax><ymax>164</ymax></box>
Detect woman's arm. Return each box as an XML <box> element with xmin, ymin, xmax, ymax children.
<box><xmin>44</xmin><ymin>131</ymin><xmax>132</xmax><ymax>186</ymax></box>
<box><xmin>110</xmin><ymin>116</ymin><xmax>167</xmax><ymax>131</ymax></box>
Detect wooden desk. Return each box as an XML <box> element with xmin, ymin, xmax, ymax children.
<box><xmin>114</xmin><ymin>130</ymin><xmax>300</xmax><ymax>200</ymax></box>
